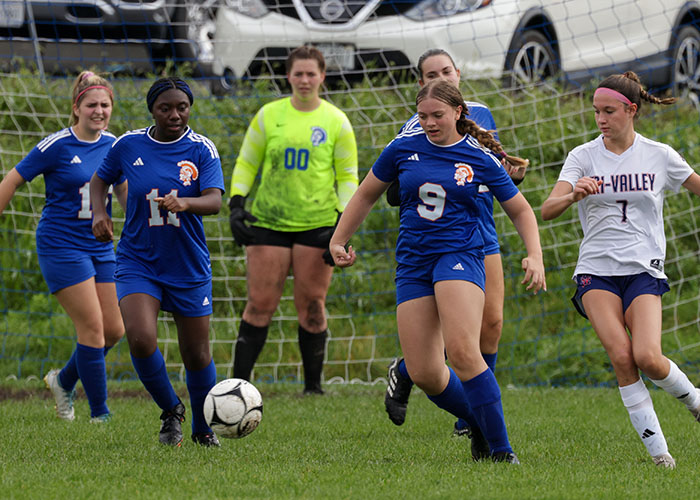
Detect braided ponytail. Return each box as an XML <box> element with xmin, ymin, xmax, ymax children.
<box><xmin>418</xmin><ymin>79</ymin><xmax>529</xmax><ymax>168</ymax></box>
<box><xmin>598</xmin><ymin>71</ymin><xmax>676</xmax><ymax>112</ymax></box>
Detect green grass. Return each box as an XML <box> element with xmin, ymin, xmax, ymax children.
<box><xmin>2</xmin><ymin>382</ymin><xmax>699</xmax><ymax>499</ymax></box>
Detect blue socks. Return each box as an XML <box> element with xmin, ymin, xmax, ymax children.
<box><xmin>462</xmin><ymin>368</ymin><xmax>511</xmax><ymax>454</ymax></box>
<box><xmin>75</xmin><ymin>343</ymin><xmax>109</xmax><ymax>418</ymax></box>
<box><xmin>397</xmin><ymin>358</ymin><xmax>412</xmax><ymax>381</ymax></box>
<box><xmin>59</xmin><ymin>348</ymin><xmax>79</xmax><ymax>391</ymax></box>
<box><xmin>186</xmin><ymin>360</ymin><xmax>217</xmax><ymax>434</ymax></box>
<box><xmin>131</xmin><ymin>349</ymin><xmax>180</xmax><ymax>412</ymax></box>
<box><xmin>426</xmin><ymin>367</ymin><xmax>473</xmax><ymax>422</ymax></box>
<box><xmin>455</xmin><ymin>351</ymin><xmax>498</xmax><ymax>431</ymax></box>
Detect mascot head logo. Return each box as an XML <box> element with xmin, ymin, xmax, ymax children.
<box><xmin>310</xmin><ymin>126</ymin><xmax>327</xmax><ymax>147</ymax></box>
<box><xmin>454</xmin><ymin>163</ymin><xmax>474</xmax><ymax>186</ymax></box>
<box><xmin>178</xmin><ymin>160</ymin><xmax>199</xmax><ymax>186</ymax></box>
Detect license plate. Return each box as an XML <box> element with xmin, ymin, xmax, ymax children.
<box><xmin>313</xmin><ymin>43</ymin><xmax>355</xmax><ymax>71</ymax></box>
<box><xmin>0</xmin><ymin>1</ymin><xmax>24</xmax><ymax>28</ymax></box>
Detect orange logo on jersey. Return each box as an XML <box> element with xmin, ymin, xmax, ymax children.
<box><xmin>454</xmin><ymin>163</ymin><xmax>474</xmax><ymax>186</ymax></box>
<box><xmin>178</xmin><ymin>160</ymin><xmax>199</xmax><ymax>186</ymax></box>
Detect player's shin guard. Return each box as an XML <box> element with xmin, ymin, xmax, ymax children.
<box><xmin>620</xmin><ymin>379</ymin><xmax>669</xmax><ymax>457</ymax></box>
<box><xmin>298</xmin><ymin>326</ymin><xmax>327</xmax><ymax>394</ymax></box>
<box><xmin>233</xmin><ymin>320</ymin><xmax>269</xmax><ymax>381</ymax></box>
<box><xmin>426</xmin><ymin>367</ymin><xmax>475</xmax><ymax>425</ymax></box>
<box><xmin>131</xmin><ymin>349</ymin><xmax>180</xmax><ymax>412</ymax></box>
<box><xmin>650</xmin><ymin>359</ymin><xmax>700</xmax><ymax>411</ymax></box>
<box><xmin>186</xmin><ymin>359</ymin><xmax>217</xmax><ymax>434</ymax></box>
<box><xmin>76</xmin><ymin>343</ymin><xmax>109</xmax><ymax>417</ymax></box>
<box><xmin>59</xmin><ymin>347</ymin><xmax>80</xmax><ymax>392</ymax></box>
<box><xmin>463</xmin><ymin>369</ymin><xmax>512</xmax><ymax>454</ymax></box>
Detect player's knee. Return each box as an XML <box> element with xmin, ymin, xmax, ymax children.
<box><xmin>608</xmin><ymin>347</ymin><xmax>636</xmax><ymax>373</ymax></box>
<box><xmin>244</xmin><ymin>301</ymin><xmax>276</xmax><ymax>325</ymax></box>
<box><xmin>634</xmin><ymin>349</ymin><xmax>665</xmax><ymax>378</ymax></box>
<box><xmin>299</xmin><ymin>298</ymin><xmax>326</xmax><ymax>331</ymax></box>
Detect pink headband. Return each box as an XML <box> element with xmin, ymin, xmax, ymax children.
<box><xmin>75</xmin><ymin>85</ymin><xmax>113</xmax><ymax>104</ymax></box>
<box><xmin>594</xmin><ymin>87</ymin><xmax>632</xmax><ymax>106</ymax></box>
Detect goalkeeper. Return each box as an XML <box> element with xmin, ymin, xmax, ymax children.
<box><xmin>228</xmin><ymin>46</ymin><xmax>358</xmax><ymax>394</ymax></box>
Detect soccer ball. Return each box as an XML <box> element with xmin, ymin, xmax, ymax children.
<box><xmin>203</xmin><ymin>378</ymin><xmax>263</xmax><ymax>438</ymax></box>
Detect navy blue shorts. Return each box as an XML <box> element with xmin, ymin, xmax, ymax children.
<box><xmin>571</xmin><ymin>273</ymin><xmax>670</xmax><ymax>319</ymax></box>
<box><xmin>248</xmin><ymin>225</ymin><xmax>334</xmax><ymax>249</ymax></box>
<box><xmin>395</xmin><ymin>251</ymin><xmax>485</xmax><ymax>305</ymax></box>
<box><xmin>116</xmin><ymin>275</ymin><xmax>213</xmax><ymax>317</ymax></box>
<box><xmin>38</xmin><ymin>250</ymin><xmax>116</xmax><ymax>293</ymax></box>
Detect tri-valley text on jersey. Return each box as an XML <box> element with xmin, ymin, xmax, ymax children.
<box><xmin>590</xmin><ymin>173</ymin><xmax>655</xmax><ymax>193</ymax></box>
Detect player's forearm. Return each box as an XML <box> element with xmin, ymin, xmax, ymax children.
<box><xmin>89</xmin><ymin>172</ymin><xmax>111</xmax><ymax>218</ymax></box>
<box><xmin>185</xmin><ymin>188</ymin><xmax>223</xmax><ymax>215</ymax></box>
<box><xmin>0</xmin><ymin>168</ymin><xmax>25</xmax><ymax>216</ymax></box>
<box><xmin>540</xmin><ymin>192</ymin><xmax>575</xmax><ymax>220</ymax></box>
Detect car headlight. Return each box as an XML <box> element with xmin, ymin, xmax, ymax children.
<box><xmin>403</xmin><ymin>0</ymin><xmax>490</xmax><ymax>21</ymax></box>
<box><xmin>224</xmin><ymin>0</ymin><xmax>269</xmax><ymax>19</ymax></box>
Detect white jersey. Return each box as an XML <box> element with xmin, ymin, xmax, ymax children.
<box><xmin>558</xmin><ymin>133</ymin><xmax>693</xmax><ymax>279</ymax></box>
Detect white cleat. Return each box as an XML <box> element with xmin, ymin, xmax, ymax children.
<box><xmin>652</xmin><ymin>453</ymin><xmax>676</xmax><ymax>469</ymax></box>
<box><xmin>43</xmin><ymin>369</ymin><xmax>76</xmax><ymax>421</ymax></box>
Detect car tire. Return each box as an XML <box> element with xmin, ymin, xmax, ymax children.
<box><xmin>503</xmin><ymin>30</ymin><xmax>558</xmax><ymax>89</ymax></box>
<box><xmin>671</xmin><ymin>25</ymin><xmax>700</xmax><ymax>106</ymax></box>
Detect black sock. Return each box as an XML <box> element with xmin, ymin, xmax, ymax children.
<box><xmin>233</xmin><ymin>320</ymin><xmax>269</xmax><ymax>381</ymax></box>
<box><xmin>298</xmin><ymin>326</ymin><xmax>327</xmax><ymax>393</ymax></box>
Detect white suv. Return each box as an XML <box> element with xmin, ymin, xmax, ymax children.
<box><xmin>210</xmin><ymin>0</ymin><xmax>700</xmax><ymax>96</ymax></box>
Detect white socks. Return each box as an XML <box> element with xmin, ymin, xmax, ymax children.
<box><xmin>650</xmin><ymin>359</ymin><xmax>700</xmax><ymax>411</ymax></box>
<box><xmin>619</xmin><ymin>379</ymin><xmax>668</xmax><ymax>457</ymax></box>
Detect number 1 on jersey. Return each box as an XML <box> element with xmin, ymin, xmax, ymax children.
<box><xmin>146</xmin><ymin>188</ymin><xmax>180</xmax><ymax>227</ymax></box>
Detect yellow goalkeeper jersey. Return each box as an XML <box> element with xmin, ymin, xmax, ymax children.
<box><xmin>230</xmin><ymin>97</ymin><xmax>358</xmax><ymax>231</ymax></box>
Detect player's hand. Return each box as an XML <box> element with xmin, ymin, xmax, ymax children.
<box><xmin>573</xmin><ymin>177</ymin><xmax>602</xmax><ymax>202</ymax></box>
<box><xmin>521</xmin><ymin>255</ymin><xmax>546</xmax><ymax>294</ymax></box>
<box><xmin>92</xmin><ymin>214</ymin><xmax>114</xmax><ymax>242</ymax></box>
<box><xmin>154</xmin><ymin>193</ymin><xmax>188</xmax><ymax>213</ymax></box>
<box><xmin>228</xmin><ymin>195</ymin><xmax>258</xmax><ymax>246</ymax></box>
<box><xmin>329</xmin><ymin>243</ymin><xmax>356</xmax><ymax>268</ymax></box>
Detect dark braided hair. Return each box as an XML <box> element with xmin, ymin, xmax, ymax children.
<box><xmin>146</xmin><ymin>77</ymin><xmax>194</xmax><ymax>112</ymax></box>
<box><xmin>597</xmin><ymin>71</ymin><xmax>675</xmax><ymax>114</ymax></box>
<box><xmin>416</xmin><ymin>79</ymin><xmax>529</xmax><ymax>168</ymax></box>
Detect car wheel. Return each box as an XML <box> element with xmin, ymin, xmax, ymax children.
<box><xmin>173</xmin><ymin>0</ymin><xmax>218</xmax><ymax>75</ymax></box>
<box><xmin>671</xmin><ymin>25</ymin><xmax>700</xmax><ymax>107</ymax></box>
<box><xmin>503</xmin><ymin>30</ymin><xmax>558</xmax><ymax>89</ymax></box>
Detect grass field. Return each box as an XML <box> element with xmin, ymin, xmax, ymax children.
<box><xmin>1</xmin><ymin>381</ymin><xmax>698</xmax><ymax>499</ymax></box>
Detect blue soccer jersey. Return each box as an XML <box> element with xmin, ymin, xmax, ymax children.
<box><xmin>372</xmin><ymin>130</ymin><xmax>518</xmax><ymax>267</ymax></box>
<box><xmin>14</xmin><ymin>128</ymin><xmax>119</xmax><ymax>256</ymax></box>
<box><xmin>399</xmin><ymin>101</ymin><xmax>502</xmax><ymax>254</ymax></box>
<box><xmin>97</xmin><ymin>126</ymin><xmax>225</xmax><ymax>285</ymax></box>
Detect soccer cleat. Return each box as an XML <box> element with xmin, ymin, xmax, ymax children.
<box><xmin>468</xmin><ymin>425</ymin><xmax>491</xmax><ymax>461</ymax></box>
<box><xmin>689</xmin><ymin>388</ymin><xmax>700</xmax><ymax>421</ymax></box>
<box><xmin>452</xmin><ymin>420</ymin><xmax>471</xmax><ymax>438</ymax></box>
<box><xmin>653</xmin><ymin>453</ymin><xmax>676</xmax><ymax>469</ymax></box>
<box><xmin>384</xmin><ymin>358</ymin><xmax>413</xmax><ymax>426</ymax></box>
<box><xmin>89</xmin><ymin>413</ymin><xmax>112</xmax><ymax>423</ymax></box>
<box><xmin>44</xmin><ymin>369</ymin><xmax>76</xmax><ymax>421</ymax></box>
<box><xmin>159</xmin><ymin>402</ymin><xmax>186</xmax><ymax>446</ymax></box>
<box><xmin>303</xmin><ymin>386</ymin><xmax>325</xmax><ymax>395</ymax></box>
<box><xmin>192</xmin><ymin>432</ymin><xmax>221</xmax><ymax>447</ymax></box>
<box><xmin>492</xmin><ymin>451</ymin><xmax>520</xmax><ymax>464</ymax></box>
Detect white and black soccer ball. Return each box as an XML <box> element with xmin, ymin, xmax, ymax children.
<box><xmin>203</xmin><ymin>378</ymin><xmax>263</xmax><ymax>438</ymax></box>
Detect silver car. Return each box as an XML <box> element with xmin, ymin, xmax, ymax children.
<box><xmin>0</xmin><ymin>0</ymin><xmax>217</xmax><ymax>74</ymax></box>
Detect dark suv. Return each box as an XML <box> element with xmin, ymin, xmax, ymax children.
<box><xmin>0</xmin><ymin>0</ymin><xmax>216</xmax><ymax>75</ymax></box>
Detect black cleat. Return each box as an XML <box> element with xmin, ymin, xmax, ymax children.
<box><xmin>192</xmin><ymin>432</ymin><xmax>221</xmax><ymax>447</ymax></box>
<box><xmin>159</xmin><ymin>402</ymin><xmax>185</xmax><ymax>446</ymax></box>
<box><xmin>492</xmin><ymin>451</ymin><xmax>520</xmax><ymax>464</ymax></box>
<box><xmin>469</xmin><ymin>425</ymin><xmax>491</xmax><ymax>461</ymax></box>
<box><xmin>384</xmin><ymin>358</ymin><xmax>413</xmax><ymax>426</ymax></box>
<box><xmin>452</xmin><ymin>420</ymin><xmax>471</xmax><ymax>438</ymax></box>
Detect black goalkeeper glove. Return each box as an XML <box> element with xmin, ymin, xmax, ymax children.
<box><xmin>386</xmin><ymin>179</ymin><xmax>400</xmax><ymax>207</ymax></box>
<box><xmin>228</xmin><ymin>195</ymin><xmax>258</xmax><ymax>246</ymax></box>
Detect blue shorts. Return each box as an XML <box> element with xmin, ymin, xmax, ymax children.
<box><xmin>38</xmin><ymin>250</ymin><xmax>116</xmax><ymax>293</ymax></box>
<box><xmin>116</xmin><ymin>275</ymin><xmax>213</xmax><ymax>317</ymax></box>
<box><xmin>571</xmin><ymin>273</ymin><xmax>670</xmax><ymax>319</ymax></box>
<box><xmin>476</xmin><ymin>193</ymin><xmax>500</xmax><ymax>256</ymax></box>
<box><xmin>395</xmin><ymin>251</ymin><xmax>485</xmax><ymax>305</ymax></box>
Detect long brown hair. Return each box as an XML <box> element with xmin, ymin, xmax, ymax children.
<box><xmin>416</xmin><ymin>79</ymin><xmax>529</xmax><ymax>168</ymax></box>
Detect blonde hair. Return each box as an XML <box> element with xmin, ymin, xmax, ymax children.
<box><xmin>70</xmin><ymin>70</ymin><xmax>114</xmax><ymax>126</ymax></box>
<box><xmin>416</xmin><ymin>79</ymin><xmax>529</xmax><ymax>168</ymax></box>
